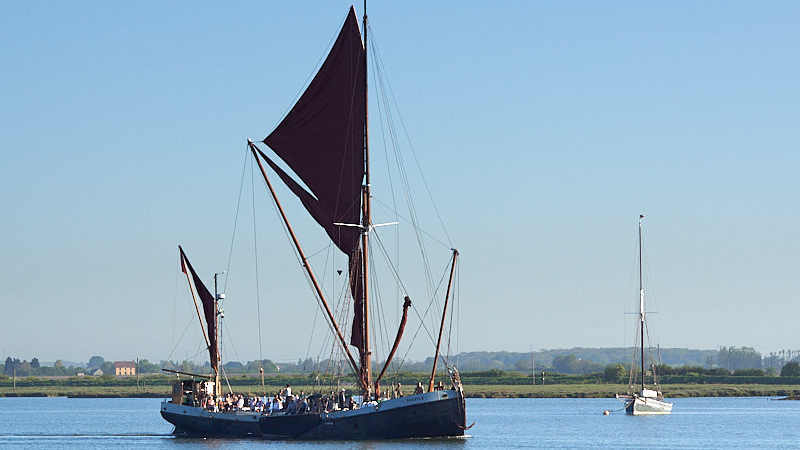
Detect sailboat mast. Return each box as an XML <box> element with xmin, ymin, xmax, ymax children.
<box><xmin>214</xmin><ymin>272</ymin><xmax>221</xmax><ymax>397</ymax></box>
<box><xmin>429</xmin><ymin>249</ymin><xmax>458</xmax><ymax>392</ymax></box>
<box><xmin>638</xmin><ymin>214</ymin><xmax>645</xmax><ymax>393</ymax></box>
<box><xmin>361</xmin><ymin>0</ymin><xmax>373</xmax><ymax>396</ymax></box>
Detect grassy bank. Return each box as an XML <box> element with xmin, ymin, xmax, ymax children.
<box><xmin>462</xmin><ymin>384</ymin><xmax>800</xmax><ymax>398</ymax></box>
<box><xmin>3</xmin><ymin>383</ymin><xmax>800</xmax><ymax>399</ymax></box>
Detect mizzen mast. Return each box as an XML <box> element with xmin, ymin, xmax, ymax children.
<box><xmin>429</xmin><ymin>249</ymin><xmax>458</xmax><ymax>392</ymax></box>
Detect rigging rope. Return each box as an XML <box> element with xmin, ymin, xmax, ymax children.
<box><xmin>370</xmin><ymin>36</ymin><xmax>437</xmax><ymax>299</ymax></box>
<box><xmin>368</xmin><ymin>25</ymin><xmax>453</xmax><ymax>248</ymax></box>
<box><xmin>371</xmin><ymin>198</ymin><xmax>450</xmax><ymax>249</ymax></box>
<box><xmin>220</xmin><ymin>366</ymin><xmax>233</xmax><ymax>395</ymax></box>
<box><xmin>223</xmin><ymin>147</ymin><xmax>249</xmax><ymax>294</ymax></box>
<box><xmin>250</xmin><ymin>154</ymin><xmax>265</xmax><ymax>387</ymax></box>
<box><xmin>253</xmin><ymin>144</ymin><xmax>357</xmax><ymax>379</ymax></box>
<box><xmin>446</xmin><ymin>256</ymin><xmax>459</xmax><ymax>360</ymax></box>
<box><xmin>170</xmin><ymin>256</ymin><xmax>180</xmax><ymax>356</ymax></box>
<box><xmin>371</xmin><ymin>229</ymin><xmax>438</xmax><ymax>346</ymax></box>
<box><xmin>222</xmin><ymin>319</ymin><xmax>242</xmax><ymax>369</ymax></box>
<box><xmin>166</xmin><ymin>316</ymin><xmax>199</xmax><ymax>363</ymax></box>
<box><xmin>305</xmin><ymin>243</ymin><xmax>333</xmax><ymax>374</ymax></box>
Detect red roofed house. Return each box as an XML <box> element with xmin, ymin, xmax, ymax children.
<box><xmin>114</xmin><ymin>361</ymin><xmax>136</xmax><ymax>377</ymax></box>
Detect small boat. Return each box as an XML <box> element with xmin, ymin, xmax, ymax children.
<box><xmin>161</xmin><ymin>2</ymin><xmax>467</xmax><ymax>439</ymax></box>
<box><xmin>616</xmin><ymin>215</ymin><xmax>673</xmax><ymax>416</ymax></box>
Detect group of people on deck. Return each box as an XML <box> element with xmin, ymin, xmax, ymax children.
<box><xmin>195</xmin><ymin>384</ymin><xmax>359</xmax><ymax>415</ymax></box>
<box><xmin>193</xmin><ymin>379</ymin><xmax>450</xmax><ymax>415</ymax></box>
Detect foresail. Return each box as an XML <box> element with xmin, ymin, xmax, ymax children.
<box><xmin>260</xmin><ymin>6</ymin><xmax>366</xmax><ymax>354</ymax></box>
<box><xmin>179</xmin><ymin>246</ymin><xmax>218</xmax><ymax>372</ymax></box>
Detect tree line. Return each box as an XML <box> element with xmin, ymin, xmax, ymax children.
<box><xmin>5</xmin><ymin>346</ymin><xmax>799</xmax><ymax>378</ymax></box>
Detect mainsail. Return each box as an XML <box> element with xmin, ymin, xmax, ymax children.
<box><xmin>259</xmin><ymin>7</ymin><xmax>367</xmax><ymax>354</ymax></box>
<box><xmin>179</xmin><ymin>246</ymin><xmax>218</xmax><ymax>372</ymax></box>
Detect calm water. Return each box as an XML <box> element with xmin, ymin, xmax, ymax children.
<box><xmin>1</xmin><ymin>397</ymin><xmax>799</xmax><ymax>448</ymax></box>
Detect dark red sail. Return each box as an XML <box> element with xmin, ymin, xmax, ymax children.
<box><xmin>179</xmin><ymin>246</ymin><xmax>217</xmax><ymax>372</ymax></box>
<box><xmin>261</xmin><ymin>7</ymin><xmax>366</xmax><ymax>352</ymax></box>
<box><xmin>263</xmin><ymin>6</ymin><xmax>364</xmax><ymax>238</ymax></box>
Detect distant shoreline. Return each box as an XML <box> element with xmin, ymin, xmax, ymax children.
<box><xmin>2</xmin><ymin>383</ymin><xmax>800</xmax><ymax>399</ymax></box>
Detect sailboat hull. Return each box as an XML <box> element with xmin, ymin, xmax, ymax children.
<box><xmin>260</xmin><ymin>390</ymin><xmax>466</xmax><ymax>440</ymax></box>
<box><xmin>624</xmin><ymin>396</ymin><xmax>673</xmax><ymax>416</ymax></box>
<box><xmin>161</xmin><ymin>401</ymin><xmax>262</xmax><ymax>436</ymax></box>
<box><xmin>161</xmin><ymin>389</ymin><xmax>466</xmax><ymax>440</ymax></box>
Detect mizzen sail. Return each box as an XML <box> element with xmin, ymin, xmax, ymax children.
<box><xmin>179</xmin><ymin>246</ymin><xmax>218</xmax><ymax>372</ymax></box>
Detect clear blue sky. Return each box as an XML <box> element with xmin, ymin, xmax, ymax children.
<box><xmin>1</xmin><ymin>1</ymin><xmax>798</xmax><ymax>365</ymax></box>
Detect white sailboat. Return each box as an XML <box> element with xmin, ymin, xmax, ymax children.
<box><xmin>616</xmin><ymin>214</ymin><xmax>673</xmax><ymax>415</ymax></box>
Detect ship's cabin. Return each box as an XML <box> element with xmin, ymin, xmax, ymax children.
<box><xmin>171</xmin><ymin>379</ymin><xmax>215</xmax><ymax>406</ymax></box>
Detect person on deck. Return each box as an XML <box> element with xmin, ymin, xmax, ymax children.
<box><xmin>395</xmin><ymin>383</ymin><xmax>403</xmax><ymax>398</ymax></box>
<box><xmin>414</xmin><ymin>382</ymin><xmax>424</xmax><ymax>394</ymax></box>
<box><xmin>337</xmin><ymin>388</ymin><xmax>346</xmax><ymax>409</ymax></box>
<box><xmin>270</xmin><ymin>395</ymin><xmax>282</xmax><ymax>414</ymax></box>
<box><xmin>286</xmin><ymin>397</ymin><xmax>298</xmax><ymax>414</ymax></box>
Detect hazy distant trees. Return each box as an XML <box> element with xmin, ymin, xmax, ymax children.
<box><xmin>717</xmin><ymin>346</ymin><xmax>762</xmax><ymax>370</ymax></box>
<box><xmin>603</xmin><ymin>363</ymin><xmax>627</xmax><ymax>382</ymax></box>
<box><xmin>1</xmin><ymin>347</ymin><xmax>794</xmax><ymax>378</ymax></box>
<box><xmin>100</xmin><ymin>361</ymin><xmax>114</xmax><ymax>375</ymax></box>
<box><xmin>781</xmin><ymin>362</ymin><xmax>800</xmax><ymax>377</ymax></box>
<box><xmin>655</xmin><ymin>364</ymin><xmax>728</xmax><ymax>376</ymax></box>
<box><xmin>4</xmin><ymin>357</ymin><xmax>16</xmax><ymax>375</ymax></box>
<box><xmin>223</xmin><ymin>361</ymin><xmax>244</xmax><ymax>372</ymax></box>
<box><xmin>732</xmin><ymin>368</ymin><xmax>765</xmax><ymax>376</ymax></box>
<box><xmin>88</xmin><ymin>356</ymin><xmax>105</xmax><ymax>370</ymax></box>
<box><xmin>245</xmin><ymin>359</ymin><xmax>279</xmax><ymax>373</ymax></box>
<box><xmin>137</xmin><ymin>359</ymin><xmax>160</xmax><ymax>374</ymax></box>
<box><xmin>3</xmin><ymin>358</ymin><xmax>30</xmax><ymax>376</ymax></box>
<box><xmin>552</xmin><ymin>354</ymin><xmax>604</xmax><ymax>374</ymax></box>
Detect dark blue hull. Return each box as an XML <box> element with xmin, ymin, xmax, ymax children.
<box><xmin>161</xmin><ymin>409</ymin><xmax>261</xmax><ymax>437</ymax></box>
<box><xmin>260</xmin><ymin>394</ymin><xmax>466</xmax><ymax>440</ymax></box>
<box><xmin>161</xmin><ymin>390</ymin><xmax>467</xmax><ymax>440</ymax></box>
<box><xmin>161</xmin><ymin>391</ymin><xmax>466</xmax><ymax>440</ymax></box>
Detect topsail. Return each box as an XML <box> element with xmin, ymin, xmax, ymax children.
<box><xmin>260</xmin><ymin>6</ymin><xmax>366</xmax><ymax>353</ymax></box>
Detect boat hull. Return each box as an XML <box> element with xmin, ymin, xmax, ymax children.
<box><xmin>261</xmin><ymin>390</ymin><xmax>466</xmax><ymax>440</ymax></box>
<box><xmin>160</xmin><ymin>401</ymin><xmax>261</xmax><ymax>437</ymax></box>
<box><xmin>161</xmin><ymin>389</ymin><xmax>466</xmax><ymax>440</ymax></box>
<box><xmin>624</xmin><ymin>396</ymin><xmax>673</xmax><ymax>415</ymax></box>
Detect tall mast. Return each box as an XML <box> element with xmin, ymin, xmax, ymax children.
<box><xmin>361</xmin><ymin>0</ymin><xmax>372</xmax><ymax>396</ymax></box>
<box><xmin>638</xmin><ymin>214</ymin><xmax>645</xmax><ymax>393</ymax></box>
<box><xmin>214</xmin><ymin>272</ymin><xmax>221</xmax><ymax>397</ymax></box>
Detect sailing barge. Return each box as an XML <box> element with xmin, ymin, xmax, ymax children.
<box><xmin>161</xmin><ymin>3</ymin><xmax>467</xmax><ymax>439</ymax></box>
